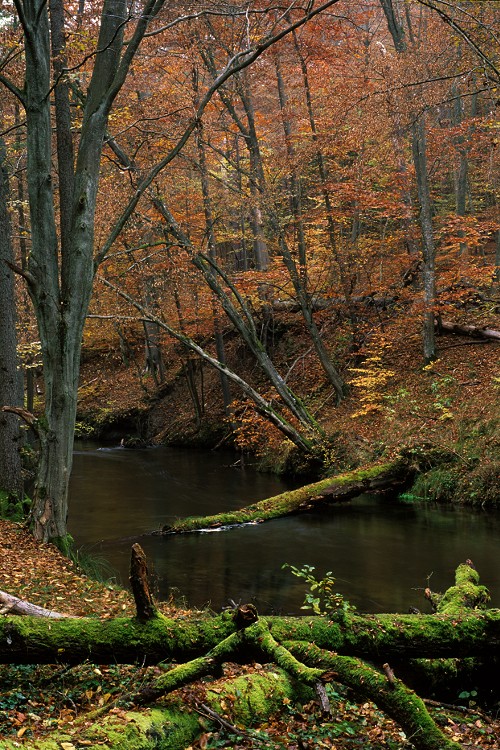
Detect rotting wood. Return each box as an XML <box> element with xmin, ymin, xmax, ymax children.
<box><xmin>437</xmin><ymin>319</ymin><xmax>500</xmax><ymax>341</ymax></box>
<box><xmin>130</xmin><ymin>542</ymin><xmax>157</xmax><ymax>621</ymax></box>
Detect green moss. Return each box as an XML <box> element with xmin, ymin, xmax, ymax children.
<box><xmin>51</xmin><ymin>534</ymin><xmax>75</xmax><ymax>557</ymax></box>
<box><xmin>286</xmin><ymin>644</ymin><xmax>462</xmax><ymax>750</ymax></box>
<box><xmin>0</xmin><ymin>489</ymin><xmax>31</xmax><ymax>522</ymax></box>
<box><xmin>163</xmin><ymin>458</ymin><xmax>407</xmax><ymax>533</ymax></box>
<box><xmin>437</xmin><ymin>564</ymin><xmax>490</xmax><ymax>616</ymax></box>
<box><xmin>2</xmin><ymin>706</ymin><xmax>201</xmax><ymax>750</ymax></box>
<box><xmin>205</xmin><ymin>668</ymin><xmax>313</xmax><ymax>727</ymax></box>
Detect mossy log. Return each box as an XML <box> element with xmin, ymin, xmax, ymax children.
<box><xmin>2</xmin><ymin>669</ymin><xmax>313</xmax><ymax>750</ymax></box>
<box><xmin>134</xmin><ymin>619</ymin><xmax>460</xmax><ymax>750</ymax></box>
<box><xmin>287</xmin><ymin>642</ymin><xmax>461</xmax><ymax>750</ymax></box>
<box><xmin>0</xmin><ymin>560</ymin><xmax>492</xmax><ymax>750</ymax></box>
<box><xmin>1</xmin><ymin>604</ymin><xmax>499</xmax><ymax>666</ymax></box>
<box><xmin>162</xmin><ymin>456</ymin><xmax>413</xmax><ymax>533</ymax></box>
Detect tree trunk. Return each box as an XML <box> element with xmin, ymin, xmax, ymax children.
<box><xmin>380</xmin><ymin>0</ymin><xmax>437</xmax><ymax>363</ymax></box>
<box><xmin>20</xmin><ymin>0</ymin><xmax>130</xmax><ymax>544</ymax></box>
<box><xmin>162</xmin><ymin>455</ymin><xmax>414</xmax><ymax>533</ymax></box>
<box><xmin>278</xmin><ymin>235</ymin><xmax>346</xmax><ymax>402</ymax></box>
<box><xmin>274</xmin><ymin>50</ymin><xmax>307</xmax><ymax>269</ymax></box>
<box><xmin>412</xmin><ymin>116</ymin><xmax>437</xmax><ymax>363</ymax></box>
<box><xmin>194</xmin><ymin>118</ymin><xmax>232</xmax><ymax>415</ymax></box>
<box><xmin>0</xmin><ymin>140</ymin><xmax>23</xmax><ymax>499</ymax></box>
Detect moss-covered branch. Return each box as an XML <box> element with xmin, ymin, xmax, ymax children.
<box><xmin>135</xmin><ymin>616</ymin><xmax>461</xmax><ymax>750</ymax></box>
<box><xmin>1</xmin><ymin>562</ymin><xmax>494</xmax><ymax>749</ymax></box>
<box><xmin>162</xmin><ymin>456</ymin><xmax>413</xmax><ymax>533</ymax></box>
<box><xmin>286</xmin><ymin>642</ymin><xmax>462</xmax><ymax>750</ymax></box>
<box><xmin>1</xmin><ymin>605</ymin><xmax>500</xmax><ymax>665</ymax></box>
<box><xmin>2</xmin><ymin>669</ymin><xmax>314</xmax><ymax>750</ymax></box>
<box><xmin>433</xmin><ymin>562</ymin><xmax>491</xmax><ymax>615</ymax></box>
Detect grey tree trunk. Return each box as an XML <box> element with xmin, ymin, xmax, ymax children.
<box><xmin>274</xmin><ymin>52</ymin><xmax>307</xmax><ymax>269</ymax></box>
<box><xmin>380</xmin><ymin>0</ymin><xmax>436</xmax><ymax>363</ymax></box>
<box><xmin>149</xmin><ymin>193</ymin><xmax>320</xmax><ymax>434</ymax></box>
<box><xmin>495</xmin><ymin>230</ymin><xmax>500</xmax><ymax>285</ymax></box>
<box><xmin>0</xmin><ymin>140</ymin><xmax>23</xmax><ymax>498</ymax></box>
<box><xmin>411</xmin><ymin>117</ymin><xmax>437</xmax><ymax>363</ymax></box>
<box><xmin>198</xmin><ymin>48</ymin><xmax>269</xmax><ymax>271</ymax></box>
<box><xmin>20</xmin><ymin>0</ymin><xmax>133</xmax><ymax>543</ymax></box>
<box><xmin>194</xmin><ymin>120</ymin><xmax>232</xmax><ymax>415</ymax></box>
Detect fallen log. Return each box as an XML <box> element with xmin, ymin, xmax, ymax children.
<box><xmin>437</xmin><ymin>319</ymin><xmax>500</xmax><ymax>341</ymax></box>
<box><xmin>135</xmin><ymin>619</ymin><xmax>461</xmax><ymax>750</ymax></box>
<box><xmin>162</xmin><ymin>455</ymin><xmax>414</xmax><ymax>534</ymax></box>
<box><xmin>1</xmin><ymin>598</ymin><xmax>499</xmax><ymax>666</ymax></box>
<box><xmin>1</xmin><ymin>557</ymin><xmax>495</xmax><ymax>750</ymax></box>
<box><xmin>271</xmin><ymin>293</ymin><xmax>397</xmax><ymax>312</ymax></box>
<box><xmin>0</xmin><ymin>589</ymin><xmax>72</xmax><ymax>618</ymax></box>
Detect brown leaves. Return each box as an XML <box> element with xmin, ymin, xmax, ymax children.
<box><xmin>0</xmin><ymin>520</ymin><xmax>135</xmax><ymax>618</ymax></box>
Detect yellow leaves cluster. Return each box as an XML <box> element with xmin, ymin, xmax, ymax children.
<box><xmin>349</xmin><ymin>334</ymin><xmax>395</xmax><ymax>419</ymax></box>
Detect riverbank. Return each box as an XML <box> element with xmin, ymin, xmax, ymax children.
<box><xmin>74</xmin><ymin>305</ymin><xmax>500</xmax><ymax>505</ymax></box>
<box><xmin>1</xmin><ymin>518</ymin><xmax>499</xmax><ymax>749</ymax></box>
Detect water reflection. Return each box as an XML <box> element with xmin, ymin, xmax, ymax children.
<box><xmin>69</xmin><ymin>444</ymin><xmax>500</xmax><ymax>614</ymax></box>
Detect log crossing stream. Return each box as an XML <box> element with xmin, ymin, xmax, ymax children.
<box><xmin>69</xmin><ymin>443</ymin><xmax>500</xmax><ymax>614</ymax></box>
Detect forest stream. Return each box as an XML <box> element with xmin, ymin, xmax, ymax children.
<box><xmin>68</xmin><ymin>443</ymin><xmax>500</xmax><ymax>615</ymax></box>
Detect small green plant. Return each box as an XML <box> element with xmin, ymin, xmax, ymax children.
<box><xmin>430</xmin><ymin>373</ymin><xmax>457</xmax><ymax>421</ymax></box>
<box><xmin>283</xmin><ymin>564</ymin><xmax>355</xmax><ymax>620</ymax></box>
<box><xmin>458</xmin><ymin>688</ymin><xmax>478</xmax><ymax>707</ymax></box>
<box><xmin>0</xmin><ymin>490</ymin><xmax>31</xmax><ymax>522</ymax></box>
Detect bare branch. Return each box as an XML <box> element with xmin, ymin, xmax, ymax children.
<box><xmin>416</xmin><ymin>0</ymin><xmax>500</xmax><ymax>83</ymax></box>
<box><xmin>95</xmin><ymin>0</ymin><xmax>343</xmax><ymax>265</ymax></box>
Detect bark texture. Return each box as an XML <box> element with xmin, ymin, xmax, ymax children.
<box><xmin>0</xmin><ymin>141</ymin><xmax>23</xmax><ymax>498</ymax></box>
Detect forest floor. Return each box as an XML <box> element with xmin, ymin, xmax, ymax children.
<box><xmin>1</xmin><ymin>519</ymin><xmax>499</xmax><ymax>749</ymax></box>
<box><xmin>7</xmin><ymin>285</ymin><xmax>499</xmax><ymax>746</ymax></box>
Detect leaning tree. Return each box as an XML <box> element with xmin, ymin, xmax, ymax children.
<box><xmin>0</xmin><ymin>0</ymin><xmax>342</xmax><ymax>547</ymax></box>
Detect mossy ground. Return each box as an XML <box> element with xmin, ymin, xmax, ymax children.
<box><xmin>0</xmin><ymin>520</ymin><xmax>499</xmax><ymax>749</ymax></box>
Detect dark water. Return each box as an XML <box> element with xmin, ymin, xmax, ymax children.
<box><xmin>68</xmin><ymin>444</ymin><xmax>500</xmax><ymax>615</ymax></box>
